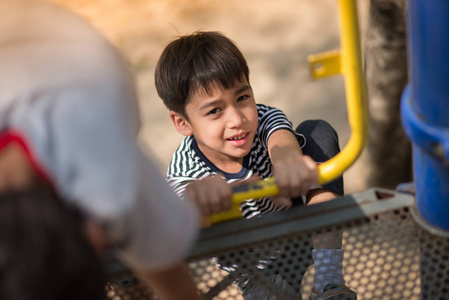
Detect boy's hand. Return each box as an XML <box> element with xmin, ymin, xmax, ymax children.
<box><xmin>273</xmin><ymin>154</ymin><xmax>318</xmax><ymax>200</ymax></box>
<box><xmin>184</xmin><ymin>175</ymin><xmax>261</xmax><ymax>217</ymax></box>
<box><xmin>271</xmin><ymin>195</ymin><xmax>293</xmax><ymax>209</ymax></box>
<box><xmin>268</xmin><ymin>129</ymin><xmax>319</xmax><ymax>206</ymax></box>
<box><xmin>185</xmin><ymin>175</ymin><xmax>232</xmax><ymax>216</ymax></box>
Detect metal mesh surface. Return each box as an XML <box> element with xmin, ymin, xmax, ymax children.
<box><xmin>105</xmin><ymin>188</ymin><xmax>449</xmax><ymax>300</ymax></box>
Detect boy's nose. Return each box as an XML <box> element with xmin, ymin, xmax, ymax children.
<box><xmin>227</xmin><ymin>107</ymin><xmax>246</xmax><ymax>128</ymax></box>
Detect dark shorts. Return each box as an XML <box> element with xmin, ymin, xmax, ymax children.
<box><xmin>294</xmin><ymin>119</ymin><xmax>344</xmax><ymax>203</ymax></box>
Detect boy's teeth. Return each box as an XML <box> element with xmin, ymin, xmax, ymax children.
<box><xmin>230</xmin><ymin>134</ymin><xmax>245</xmax><ymax>140</ymax></box>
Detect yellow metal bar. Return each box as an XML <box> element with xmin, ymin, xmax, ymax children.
<box><xmin>318</xmin><ymin>0</ymin><xmax>368</xmax><ymax>183</ymax></box>
<box><xmin>209</xmin><ymin>0</ymin><xmax>368</xmax><ymax>225</ymax></box>
<box><xmin>308</xmin><ymin>50</ymin><xmax>341</xmax><ymax>79</ymax></box>
<box><xmin>209</xmin><ymin>178</ymin><xmax>279</xmax><ymax>223</ymax></box>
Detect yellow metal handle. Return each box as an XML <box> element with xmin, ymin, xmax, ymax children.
<box><xmin>209</xmin><ymin>178</ymin><xmax>279</xmax><ymax>224</ymax></box>
<box><xmin>209</xmin><ymin>0</ymin><xmax>368</xmax><ymax>224</ymax></box>
<box><xmin>309</xmin><ymin>0</ymin><xmax>368</xmax><ymax>183</ymax></box>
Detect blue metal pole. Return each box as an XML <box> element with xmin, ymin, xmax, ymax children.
<box><xmin>401</xmin><ymin>0</ymin><xmax>449</xmax><ymax>231</ymax></box>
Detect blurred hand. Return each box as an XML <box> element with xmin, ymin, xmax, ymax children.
<box><xmin>271</xmin><ymin>195</ymin><xmax>293</xmax><ymax>209</ymax></box>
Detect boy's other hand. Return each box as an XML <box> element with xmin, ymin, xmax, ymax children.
<box><xmin>185</xmin><ymin>175</ymin><xmax>232</xmax><ymax>216</ymax></box>
<box><xmin>271</xmin><ymin>195</ymin><xmax>293</xmax><ymax>209</ymax></box>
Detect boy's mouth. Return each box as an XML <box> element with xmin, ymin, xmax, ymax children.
<box><xmin>226</xmin><ymin>132</ymin><xmax>249</xmax><ymax>146</ymax></box>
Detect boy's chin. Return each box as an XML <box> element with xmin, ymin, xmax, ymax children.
<box><xmin>228</xmin><ymin>149</ymin><xmax>251</xmax><ymax>159</ymax></box>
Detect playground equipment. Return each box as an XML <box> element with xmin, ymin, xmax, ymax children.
<box><xmin>400</xmin><ymin>0</ymin><xmax>449</xmax><ymax>233</ymax></box>
<box><xmin>105</xmin><ymin>0</ymin><xmax>449</xmax><ymax>299</ymax></box>
<box><xmin>210</xmin><ymin>0</ymin><xmax>368</xmax><ymax>223</ymax></box>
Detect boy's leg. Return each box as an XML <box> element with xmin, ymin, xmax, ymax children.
<box><xmin>232</xmin><ymin>120</ymin><xmax>351</xmax><ymax>300</ymax></box>
<box><xmin>295</xmin><ymin>120</ymin><xmax>356</xmax><ymax>299</ymax></box>
<box><xmin>295</xmin><ymin>119</ymin><xmax>343</xmax><ymax>197</ymax></box>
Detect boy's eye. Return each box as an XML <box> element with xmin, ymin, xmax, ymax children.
<box><xmin>207</xmin><ymin>108</ymin><xmax>221</xmax><ymax>115</ymax></box>
<box><xmin>237</xmin><ymin>95</ymin><xmax>249</xmax><ymax>102</ymax></box>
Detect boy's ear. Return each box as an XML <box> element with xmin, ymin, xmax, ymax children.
<box><xmin>170</xmin><ymin>111</ymin><xmax>193</xmax><ymax>137</ymax></box>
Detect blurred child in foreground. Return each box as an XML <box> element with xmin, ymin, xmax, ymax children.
<box><xmin>0</xmin><ymin>1</ymin><xmax>203</xmax><ymax>299</ymax></box>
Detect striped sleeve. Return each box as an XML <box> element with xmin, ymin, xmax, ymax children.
<box><xmin>167</xmin><ymin>136</ymin><xmax>212</xmax><ymax>198</ymax></box>
<box><xmin>257</xmin><ymin>104</ymin><xmax>305</xmax><ymax>149</ymax></box>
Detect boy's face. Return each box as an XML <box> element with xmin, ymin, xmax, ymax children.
<box><xmin>170</xmin><ymin>77</ymin><xmax>258</xmax><ymax>172</ymax></box>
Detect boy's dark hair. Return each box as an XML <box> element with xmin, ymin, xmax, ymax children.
<box><xmin>0</xmin><ymin>186</ymin><xmax>106</xmax><ymax>300</ymax></box>
<box><xmin>155</xmin><ymin>31</ymin><xmax>250</xmax><ymax>117</ymax></box>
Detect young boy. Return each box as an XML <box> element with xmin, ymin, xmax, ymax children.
<box><xmin>155</xmin><ymin>31</ymin><xmax>357</xmax><ymax>299</ymax></box>
<box><xmin>0</xmin><ymin>1</ymin><xmax>203</xmax><ymax>299</ymax></box>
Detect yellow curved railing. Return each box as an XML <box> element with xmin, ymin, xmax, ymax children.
<box><xmin>209</xmin><ymin>0</ymin><xmax>368</xmax><ymax>224</ymax></box>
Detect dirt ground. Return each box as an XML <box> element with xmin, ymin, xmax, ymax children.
<box><xmin>50</xmin><ymin>0</ymin><xmax>370</xmax><ymax>194</ymax></box>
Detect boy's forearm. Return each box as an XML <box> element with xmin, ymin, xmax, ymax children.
<box><xmin>267</xmin><ymin>129</ymin><xmax>303</xmax><ymax>163</ymax></box>
<box><xmin>307</xmin><ymin>188</ymin><xmax>339</xmax><ymax>205</ymax></box>
<box><xmin>267</xmin><ymin>129</ymin><xmax>318</xmax><ymax>199</ymax></box>
<box><xmin>138</xmin><ymin>262</ymin><xmax>204</xmax><ymax>300</ymax></box>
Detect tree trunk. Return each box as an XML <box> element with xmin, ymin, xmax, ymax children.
<box><xmin>362</xmin><ymin>0</ymin><xmax>412</xmax><ymax>189</ymax></box>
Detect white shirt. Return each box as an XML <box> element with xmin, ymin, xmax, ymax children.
<box><xmin>0</xmin><ymin>0</ymin><xmax>199</xmax><ymax>271</ymax></box>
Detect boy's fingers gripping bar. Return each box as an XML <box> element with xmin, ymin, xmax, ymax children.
<box><xmin>232</xmin><ymin>177</ymin><xmax>279</xmax><ymax>202</ymax></box>
<box><xmin>208</xmin><ymin>178</ymin><xmax>279</xmax><ymax>224</ymax></box>
<box><xmin>208</xmin><ymin>164</ymin><xmax>330</xmax><ymax>224</ymax></box>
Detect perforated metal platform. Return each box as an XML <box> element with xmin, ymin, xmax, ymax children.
<box><xmin>104</xmin><ymin>188</ymin><xmax>449</xmax><ymax>300</ymax></box>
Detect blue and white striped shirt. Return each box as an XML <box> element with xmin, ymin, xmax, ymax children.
<box><xmin>167</xmin><ymin>104</ymin><xmax>305</xmax><ymax>219</ymax></box>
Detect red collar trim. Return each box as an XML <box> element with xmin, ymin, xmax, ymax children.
<box><xmin>0</xmin><ymin>130</ymin><xmax>53</xmax><ymax>186</ymax></box>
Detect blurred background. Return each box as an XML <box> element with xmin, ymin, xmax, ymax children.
<box><xmin>50</xmin><ymin>0</ymin><xmax>371</xmax><ymax>193</ymax></box>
